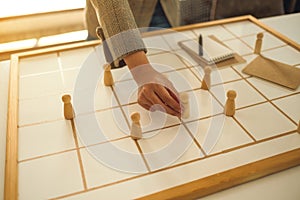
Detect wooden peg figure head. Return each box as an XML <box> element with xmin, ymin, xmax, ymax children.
<box><xmin>62</xmin><ymin>94</ymin><xmax>74</xmax><ymax>120</ymax></box>
<box><xmin>180</xmin><ymin>92</ymin><xmax>189</xmax><ymax>103</ymax></box>
<box><xmin>257</xmin><ymin>32</ymin><xmax>264</xmax><ymax>39</ymax></box>
<box><xmin>131</xmin><ymin>112</ymin><xmax>140</xmax><ymax>123</ymax></box>
<box><xmin>227</xmin><ymin>90</ymin><xmax>237</xmax><ymax>100</ymax></box>
<box><xmin>62</xmin><ymin>94</ymin><xmax>71</xmax><ymax>103</ymax></box>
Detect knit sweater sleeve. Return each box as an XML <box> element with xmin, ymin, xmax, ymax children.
<box><xmin>90</xmin><ymin>0</ymin><xmax>147</xmax><ymax>63</ymax></box>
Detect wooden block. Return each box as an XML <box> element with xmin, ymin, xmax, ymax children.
<box><xmin>242</xmin><ymin>55</ymin><xmax>300</xmax><ymax>90</ymax></box>
<box><xmin>224</xmin><ymin>90</ymin><xmax>237</xmax><ymax>117</ymax></box>
<box><xmin>130</xmin><ymin>112</ymin><xmax>142</xmax><ymax>140</ymax></box>
<box><xmin>62</xmin><ymin>94</ymin><xmax>74</xmax><ymax>120</ymax></box>
<box><xmin>201</xmin><ymin>66</ymin><xmax>212</xmax><ymax>90</ymax></box>
<box><xmin>103</xmin><ymin>64</ymin><xmax>114</xmax><ymax>86</ymax></box>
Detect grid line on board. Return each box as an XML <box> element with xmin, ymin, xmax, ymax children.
<box><xmin>70</xmin><ymin>119</ymin><xmax>88</xmax><ymax>190</ymax></box>
<box><xmin>49</xmin><ymin>130</ymin><xmax>300</xmax><ymax>200</ymax></box>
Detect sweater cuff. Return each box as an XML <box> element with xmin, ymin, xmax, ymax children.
<box><xmin>105</xmin><ymin>28</ymin><xmax>147</xmax><ymax>65</ymax></box>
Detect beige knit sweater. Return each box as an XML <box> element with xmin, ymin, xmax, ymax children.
<box><xmin>85</xmin><ymin>0</ymin><xmax>158</xmax><ymax>65</ymax></box>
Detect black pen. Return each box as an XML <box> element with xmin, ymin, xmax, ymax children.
<box><xmin>198</xmin><ymin>34</ymin><xmax>203</xmax><ymax>56</ymax></box>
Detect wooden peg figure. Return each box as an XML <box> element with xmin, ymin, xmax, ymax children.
<box><xmin>62</xmin><ymin>94</ymin><xmax>74</xmax><ymax>120</ymax></box>
<box><xmin>201</xmin><ymin>66</ymin><xmax>212</xmax><ymax>90</ymax></box>
<box><xmin>180</xmin><ymin>92</ymin><xmax>190</xmax><ymax>119</ymax></box>
<box><xmin>130</xmin><ymin>112</ymin><xmax>142</xmax><ymax>140</ymax></box>
<box><xmin>224</xmin><ymin>90</ymin><xmax>237</xmax><ymax>116</ymax></box>
<box><xmin>103</xmin><ymin>64</ymin><xmax>114</xmax><ymax>86</ymax></box>
<box><xmin>254</xmin><ymin>32</ymin><xmax>264</xmax><ymax>54</ymax></box>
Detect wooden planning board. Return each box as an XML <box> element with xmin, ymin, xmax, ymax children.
<box><xmin>4</xmin><ymin>15</ymin><xmax>300</xmax><ymax>200</ymax></box>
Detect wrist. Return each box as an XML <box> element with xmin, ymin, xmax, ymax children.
<box><xmin>124</xmin><ymin>51</ymin><xmax>158</xmax><ymax>84</ymax></box>
<box><xmin>124</xmin><ymin>51</ymin><xmax>150</xmax><ymax>70</ymax></box>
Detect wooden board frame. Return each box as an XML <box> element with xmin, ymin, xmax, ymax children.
<box><xmin>4</xmin><ymin>15</ymin><xmax>300</xmax><ymax>200</ymax></box>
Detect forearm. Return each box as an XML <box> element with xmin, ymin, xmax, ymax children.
<box><xmin>124</xmin><ymin>51</ymin><xmax>149</xmax><ymax>70</ymax></box>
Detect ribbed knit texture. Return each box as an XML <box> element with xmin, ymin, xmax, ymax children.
<box><xmin>85</xmin><ymin>0</ymin><xmax>99</xmax><ymax>39</ymax></box>
<box><xmin>86</xmin><ymin>0</ymin><xmax>148</xmax><ymax>65</ymax></box>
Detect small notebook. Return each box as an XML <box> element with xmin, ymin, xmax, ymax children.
<box><xmin>179</xmin><ymin>36</ymin><xmax>234</xmax><ymax>64</ymax></box>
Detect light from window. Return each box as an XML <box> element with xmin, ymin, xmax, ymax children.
<box><xmin>0</xmin><ymin>0</ymin><xmax>85</xmax><ymax>18</ymax></box>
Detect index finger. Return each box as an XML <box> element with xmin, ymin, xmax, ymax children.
<box><xmin>166</xmin><ymin>87</ymin><xmax>180</xmax><ymax>103</ymax></box>
<box><xmin>154</xmin><ymin>84</ymin><xmax>181</xmax><ymax>114</ymax></box>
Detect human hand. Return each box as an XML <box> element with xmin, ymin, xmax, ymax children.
<box><xmin>124</xmin><ymin>51</ymin><xmax>181</xmax><ymax>117</ymax></box>
<box><xmin>130</xmin><ymin>64</ymin><xmax>182</xmax><ymax>118</ymax></box>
